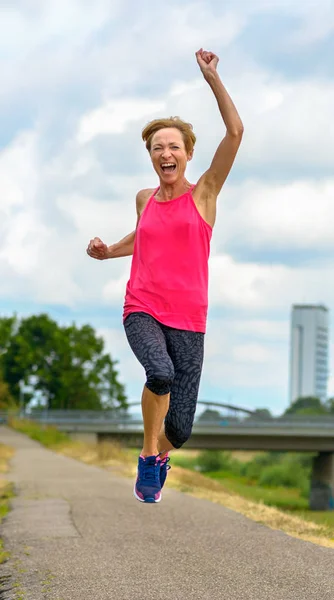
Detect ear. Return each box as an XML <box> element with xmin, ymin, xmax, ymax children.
<box><xmin>187</xmin><ymin>150</ymin><xmax>194</xmax><ymax>162</ymax></box>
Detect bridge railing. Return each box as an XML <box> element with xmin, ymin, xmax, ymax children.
<box><xmin>2</xmin><ymin>410</ymin><xmax>334</xmax><ymax>429</ymax></box>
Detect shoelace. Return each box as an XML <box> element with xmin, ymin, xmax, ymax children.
<box><xmin>160</xmin><ymin>456</ymin><xmax>171</xmax><ymax>471</ymax></box>
<box><xmin>141</xmin><ymin>456</ymin><xmax>160</xmax><ymax>481</ymax></box>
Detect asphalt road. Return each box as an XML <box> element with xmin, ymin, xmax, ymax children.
<box><xmin>0</xmin><ymin>426</ymin><xmax>333</xmax><ymax>600</ymax></box>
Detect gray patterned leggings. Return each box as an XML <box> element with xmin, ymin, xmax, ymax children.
<box><xmin>124</xmin><ymin>312</ymin><xmax>204</xmax><ymax>449</ymax></box>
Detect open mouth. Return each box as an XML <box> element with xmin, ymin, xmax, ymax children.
<box><xmin>161</xmin><ymin>163</ymin><xmax>176</xmax><ymax>173</ymax></box>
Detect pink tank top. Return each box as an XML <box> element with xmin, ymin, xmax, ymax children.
<box><xmin>123</xmin><ymin>186</ymin><xmax>212</xmax><ymax>333</ymax></box>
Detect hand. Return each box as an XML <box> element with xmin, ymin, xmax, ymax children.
<box><xmin>195</xmin><ymin>48</ymin><xmax>219</xmax><ymax>79</ymax></box>
<box><xmin>86</xmin><ymin>237</ymin><xmax>109</xmax><ymax>260</ymax></box>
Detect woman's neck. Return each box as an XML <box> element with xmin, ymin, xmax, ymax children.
<box><xmin>156</xmin><ymin>179</ymin><xmax>192</xmax><ymax>202</ymax></box>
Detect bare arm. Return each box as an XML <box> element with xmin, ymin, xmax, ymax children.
<box><xmin>107</xmin><ymin>230</ymin><xmax>136</xmax><ymax>258</ymax></box>
<box><xmin>196</xmin><ymin>49</ymin><xmax>243</xmax><ymax>196</ymax></box>
<box><xmin>86</xmin><ymin>189</ymin><xmax>151</xmax><ymax>260</ymax></box>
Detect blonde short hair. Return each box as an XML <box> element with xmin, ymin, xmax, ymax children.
<box><xmin>142</xmin><ymin>116</ymin><xmax>196</xmax><ymax>154</ymax></box>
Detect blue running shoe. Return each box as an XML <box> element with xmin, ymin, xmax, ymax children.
<box><xmin>134</xmin><ymin>455</ymin><xmax>162</xmax><ymax>503</ymax></box>
<box><xmin>159</xmin><ymin>453</ymin><xmax>171</xmax><ymax>489</ymax></box>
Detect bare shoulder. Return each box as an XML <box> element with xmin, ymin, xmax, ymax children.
<box><xmin>136</xmin><ymin>188</ymin><xmax>154</xmax><ymax>218</ymax></box>
<box><xmin>136</xmin><ymin>188</ymin><xmax>154</xmax><ymax>214</ymax></box>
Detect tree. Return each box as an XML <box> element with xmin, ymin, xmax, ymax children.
<box><xmin>284</xmin><ymin>396</ymin><xmax>327</xmax><ymax>416</ymax></box>
<box><xmin>325</xmin><ymin>398</ymin><xmax>334</xmax><ymax>414</ymax></box>
<box><xmin>0</xmin><ymin>376</ymin><xmax>17</xmax><ymax>409</ymax></box>
<box><xmin>0</xmin><ymin>318</ymin><xmax>18</xmax><ymax>410</ymax></box>
<box><xmin>0</xmin><ymin>315</ymin><xmax>17</xmax><ymax>361</ymax></box>
<box><xmin>0</xmin><ymin>314</ymin><xmax>127</xmax><ymax>411</ymax></box>
<box><xmin>197</xmin><ymin>409</ymin><xmax>223</xmax><ymax>423</ymax></box>
<box><xmin>247</xmin><ymin>408</ymin><xmax>273</xmax><ymax>420</ymax></box>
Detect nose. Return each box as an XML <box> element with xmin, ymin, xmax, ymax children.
<box><xmin>161</xmin><ymin>148</ymin><xmax>172</xmax><ymax>159</ymax></box>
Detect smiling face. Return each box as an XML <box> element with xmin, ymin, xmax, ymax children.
<box><xmin>150</xmin><ymin>127</ymin><xmax>193</xmax><ymax>183</ymax></box>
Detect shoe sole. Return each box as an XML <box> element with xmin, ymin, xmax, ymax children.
<box><xmin>133</xmin><ymin>485</ymin><xmax>162</xmax><ymax>503</ymax></box>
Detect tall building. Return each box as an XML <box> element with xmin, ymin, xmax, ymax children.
<box><xmin>289</xmin><ymin>305</ymin><xmax>329</xmax><ymax>404</ymax></box>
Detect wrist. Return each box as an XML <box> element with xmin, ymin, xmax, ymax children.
<box><xmin>107</xmin><ymin>244</ymin><xmax>115</xmax><ymax>259</ymax></box>
<box><xmin>204</xmin><ymin>70</ymin><xmax>220</xmax><ymax>86</ymax></box>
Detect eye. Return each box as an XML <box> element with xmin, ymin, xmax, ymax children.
<box><xmin>172</xmin><ymin>146</ymin><xmax>179</xmax><ymax>149</ymax></box>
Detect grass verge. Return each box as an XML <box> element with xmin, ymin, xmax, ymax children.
<box><xmin>9</xmin><ymin>419</ymin><xmax>334</xmax><ymax>549</ymax></box>
<box><xmin>0</xmin><ymin>442</ymin><xmax>15</xmax><ymax>563</ymax></box>
<box><xmin>167</xmin><ymin>465</ymin><xmax>334</xmax><ymax>548</ymax></box>
<box><xmin>10</xmin><ymin>418</ymin><xmax>135</xmax><ymax>477</ymax></box>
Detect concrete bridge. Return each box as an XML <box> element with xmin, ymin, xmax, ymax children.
<box><xmin>5</xmin><ymin>406</ymin><xmax>334</xmax><ymax>511</ymax></box>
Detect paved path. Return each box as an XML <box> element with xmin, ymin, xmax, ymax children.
<box><xmin>0</xmin><ymin>426</ymin><xmax>333</xmax><ymax>600</ymax></box>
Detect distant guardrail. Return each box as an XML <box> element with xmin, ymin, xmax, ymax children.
<box><xmin>2</xmin><ymin>410</ymin><xmax>334</xmax><ymax>429</ymax></box>
<box><xmin>3</xmin><ymin>409</ymin><xmax>334</xmax><ymax>451</ymax></box>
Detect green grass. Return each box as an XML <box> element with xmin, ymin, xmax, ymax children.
<box><xmin>0</xmin><ymin>442</ymin><xmax>15</xmax><ymax>563</ymax></box>
<box><xmin>10</xmin><ymin>420</ymin><xmax>334</xmax><ymax>538</ymax></box>
<box><xmin>0</xmin><ymin>483</ymin><xmax>14</xmax><ymax>563</ymax></box>
<box><xmin>173</xmin><ymin>452</ymin><xmax>199</xmax><ymax>471</ymax></box>
<box><xmin>174</xmin><ymin>450</ymin><xmax>334</xmax><ymax>537</ymax></box>
<box><xmin>290</xmin><ymin>509</ymin><xmax>334</xmax><ymax>530</ymax></box>
<box><xmin>9</xmin><ymin>418</ymin><xmax>71</xmax><ymax>448</ymax></box>
<box><xmin>206</xmin><ymin>471</ymin><xmax>309</xmax><ymax>510</ymax></box>
<box><xmin>173</xmin><ymin>451</ymin><xmax>310</xmax><ymax>511</ymax></box>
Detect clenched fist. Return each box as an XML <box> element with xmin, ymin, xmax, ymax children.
<box><xmin>195</xmin><ymin>48</ymin><xmax>219</xmax><ymax>79</ymax></box>
<box><xmin>86</xmin><ymin>237</ymin><xmax>110</xmax><ymax>260</ymax></box>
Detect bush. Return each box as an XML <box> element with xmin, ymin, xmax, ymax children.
<box><xmin>241</xmin><ymin>452</ymin><xmax>282</xmax><ymax>480</ymax></box>
<box><xmin>288</xmin><ymin>453</ymin><xmax>315</xmax><ymax>473</ymax></box>
<box><xmin>258</xmin><ymin>461</ymin><xmax>308</xmax><ymax>494</ymax></box>
<box><xmin>196</xmin><ymin>450</ymin><xmax>240</xmax><ymax>473</ymax></box>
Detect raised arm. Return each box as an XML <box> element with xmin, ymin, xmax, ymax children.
<box><xmin>195</xmin><ymin>49</ymin><xmax>243</xmax><ymax>197</ymax></box>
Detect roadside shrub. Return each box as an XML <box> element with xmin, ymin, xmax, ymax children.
<box><xmin>258</xmin><ymin>461</ymin><xmax>308</xmax><ymax>494</ymax></box>
<box><xmin>288</xmin><ymin>453</ymin><xmax>315</xmax><ymax>474</ymax></box>
<box><xmin>241</xmin><ymin>452</ymin><xmax>282</xmax><ymax>480</ymax></box>
<box><xmin>196</xmin><ymin>450</ymin><xmax>240</xmax><ymax>473</ymax></box>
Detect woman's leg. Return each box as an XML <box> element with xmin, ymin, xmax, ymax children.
<box><xmin>141</xmin><ymin>386</ymin><xmax>169</xmax><ymax>457</ymax></box>
<box><xmin>124</xmin><ymin>313</ymin><xmax>174</xmax><ymax>457</ymax></box>
<box><xmin>159</xmin><ymin>328</ymin><xmax>204</xmax><ymax>453</ymax></box>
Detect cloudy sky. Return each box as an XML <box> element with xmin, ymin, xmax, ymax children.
<box><xmin>1</xmin><ymin>0</ymin><xmax>334</xmax><ymax>416</ymax></box>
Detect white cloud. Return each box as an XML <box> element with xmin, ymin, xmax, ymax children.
<box><xmin>238</xmin><ymin>77</ymin><xmax>334</xmax><ymax>171</ymax></box>
<box><xmin>0</xmin><ymin>2</ymin><xmax>246</xmax><ymax>124</ymax></box>
<box><xmin>235</xmin><ymin>0</ymin><xmax>334</xmax><ymax>46</ymax></box>
<box><xmin>168</xmin><ymin>71</ymin><xmax>334</xmax><ymax>176</ymax></box>
<box><xmin>233</xmin><ymin>343</ymin><xmax>277</xmax><ymax>364</ymax></box>
<box><xmin>102</xmin><ymin>271</ymin><xmax>130</xmax><ymax>305</ymax></box>
<box><xmin>209</xmin><ymin>254</ymin><xmax>332</xmax><ymax>312</ymax></box>
<box><xmin>1</xmin><ymin>0</ymin><xmax>333</xmax><ymax>413</ymax></box>
<box><xmin>77</xmin><ymin>99</ymin><xmax>166</xmax><ymax>144</ymax></box>
<box><xmin>232</xmin><ymin>319</ymin><xmax>289</xmax><ymax>340</ymax></box>
<box><xmin>2</xmin><ymin>74</ymin><xmax>334</xmax><ymax>309</ymax></box>
<box><xmin>0</xmin><ymin>131</ymin><xmax>39</xmax><ymax>215</ymax></box>
<box><xmin>0</xmin><ymin>1</ymin><xmax>120</xmax><ymax>56</ymax></box>
<box><xmin>284</xmin><ymin>2</ymin><xmax>334</xmax><ymax>46</ymax></box>
<box><xmin>0</xmin><ymin>131</ymin><xmax>51</xmax><ymax>277</ymax></box>
<box><xmin>96</xmin><ymin>326</ymin><xmax>144</xmax><ymax>397</ymax></box>
<box><xmin>96</xmin><ymin>316</ymin><xmax>291</xmax><ymax>410</ymax></box>
<box><xmin>217</xmin><ymin>178</ymin><xmax>334</xmax><ymax>251</ymax></box>
<box><xmin>202</xmin><ymin>316</ymin><xmax>289</xmax><ymax>396</ymax></box>
<box><xmin>0</xmin><ymin>212</ymin><xmax>50</xmax><ymax>276</ymax></box>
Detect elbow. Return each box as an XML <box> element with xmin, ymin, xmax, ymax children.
<box><xmin>228</xmin><ymin>124</ymin><xmax>244</xmax><ymax>138</ymax></box>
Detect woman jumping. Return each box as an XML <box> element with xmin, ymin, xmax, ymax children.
<box><xmin>87</xmin><ymin>49</ymin><xmax>243</xmax><ymax>503</ymax></box>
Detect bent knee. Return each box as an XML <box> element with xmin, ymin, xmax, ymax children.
<box><xmin>165</xmin><ymin>423</ymin><xmax>193</xmax><ymax>449</ymax></box>
<box><xmin>146</xmin><ymin>367</ymin><xmax>174</xmax><ymax>396</ymax></box>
